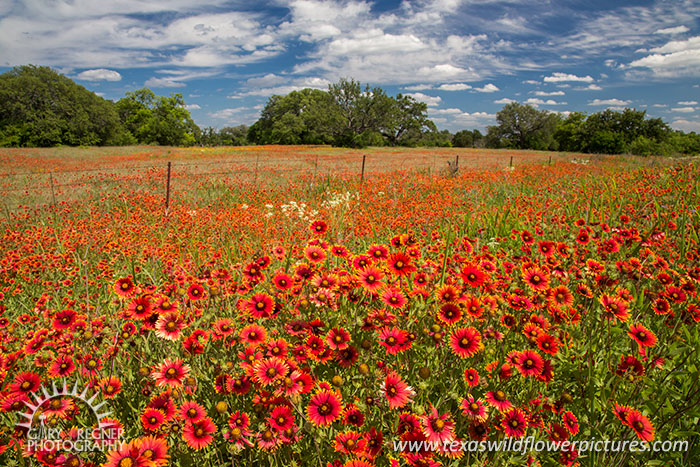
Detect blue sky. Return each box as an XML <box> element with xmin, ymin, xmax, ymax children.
<box><xmin>1</xmin><ymin>0</ymin><xmax>699</xmax><ymax>132</ymax></box>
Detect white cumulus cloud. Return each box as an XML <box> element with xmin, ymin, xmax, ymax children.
<box><xmin>474</xmin><ymin>83</ymin><xmax>499</xmax><ymax>93</ymax></box>
<box><xmin>589</xmin><ymin>98</ymin><xmax>631</xmax><ymax>106</ymax></box>
<box><xmin>405</xmin><ymin>92</ymin><xmax>442</xmax><ymax>106</ymax></box>
<box><xmin>438</xmin><ymin>83</ymin><xmax>472</xmax><ymax>91</ymax></box>
<box><xmin>544</xmin><ymin>72</ymin><xmax>594</xmax><ymax>83</ymax></box>
<box><xmin>655</xmin><ymin>25</ymin><xmax>690</xmax><ymax>35</ymax></box>
<box><xmin>671</xmin><ymin>119</ymin><xmax>700</xmax><ymax>132</ymax></box>
<box><xmin>75</xmin><ymin>69</ymin><xmax>121</xmax><ymax>81</ymax></box>
<box><xmin>671</xmin><ymin>107</ymin><xmax>695</xmax><ymax>113</ymax></box>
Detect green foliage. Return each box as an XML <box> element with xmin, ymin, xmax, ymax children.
<box><xmin>197</xmin><ymin>125</ymin><xmax>249</xmax><ymax>146</ymax></box>
<box><xmin>247</xmin><ymin>89</ymin><xmax>339</xmax><ymax>145</ymax></box>
<box><xmin>0</xmin><ymin>65</ymin><xmax>127</xmax><ymax>147</ymax></box>
<box><xmin>452</xmin><ymin>129</ymin><xmax>483</xmax><ymax>147</ymax></box>
<box><xmin>553</xmin><ymin>112</ymin><xmax>586</xmax><ymax>152</ymax></box>
<box><xmin>116</xmin><ymin>89</ymin><xmax>198</xmax><ymax>146</ymax></box>
<box><xmin>667</xmin><ymin>131</ymin><xmax>700</xmax><ymax>155</ymax></box>
<box><xmin>486</xmin><ymin>102</ymin><xmax>561</xmax><ymax>150</ymax></box>
<box><xmin>553</xmin><ymin>108</ymin><xmax>675</xmax><ymax>155</ymax></box>
<box><xmin>250</xmin><ymin>78</ymin><xmax>440</xmax><ymax>148</ymax></box>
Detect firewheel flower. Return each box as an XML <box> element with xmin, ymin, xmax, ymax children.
<box><xmin>307</xmin><ymin>389</ymin><xmax>343</xmax><ymax>426</ymax></box>
<box><xmin>625</xmin><ymin>409</ymin><xmax>655</xmax><ymax>441</ymax></box>
<box><xmin>152</xmin><ymin>359</ymin><xmax>191</xmax><ymax>388</ymax></box>
<box><xmin>501</xmin><ymin>408</ymin><xmax>528</xmax><ymax>439</ymax></box>
<box><xmin>515</xmin><ymin>350</ymin><xmax>544</xmax><ymax>378</ymax></box>
<box><xmin>449</xmin><ymin>326</ymin><xmax>483</xmax><ymax>359</ymax></box>
<box><xmin>183</xmin><ymin>417</ymin><xmax>217</xmax><ymax>450</ymax></box>
<box><xmin>627</xmin><ymin>323</ymin><xmax>657</xmax><ymax>350</ymax></box>
<box><xmin>382</xmin><ymin>371</ymin><xmax>415</xmax><ymax>409</ymax></box>
<box><xmin>420</xmin><ymin>404</ymin><xmax>456</xmax><ymax>444</ymax></box>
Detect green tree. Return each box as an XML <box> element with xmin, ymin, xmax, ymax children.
<box><xmin>248</xmin><ymin>78</ymin><xmax>443</xmax><ymax>148</ymax></box>
<box><xmin>327</xmin><ymin>78</ymin><xmax>389</xmax><ymax>147</ymax></box>
<box><xmin>378</xmin><ymin>94</ymin><xmax>435</xmax><ymax>146</ymax></box>
<box><xmin>0</xmin><ymin>65</ymin><xmax>128</xmax><ymax>147</ymax></box>
<box><xmin>219</xmin><ymin>125</ymin><xmax>248</xmax><ymax>146</ymax></box>
<box><xmin>116</xmin><ymin>89</ymin><xmax>198</xmax><ymax>146</ymax></box>
<box><xmin>452</xmin><ymin>129</ymin><xmax>483</xmax><ymax>147</ymax></box>
<box><xmin>554</xmin><ymin>112</ymin><xmax>586</xmax><ymax>152</ymax></box>
<box><xmin>486</xmin><ymin>103</ymin><xmax>560</xmax><ymax>150</ymax></box>
<box><xmin>579</xmin><ymin>108</ymin><xmax>671</xmax><ymax>154</ymax></box>
<box><xmin>248</xmin><ymin>89</ymin><xmax>340</xmax><ymax>145</ymax></box>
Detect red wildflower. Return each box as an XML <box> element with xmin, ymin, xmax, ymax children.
<box><xmin>515</xmin><ymin>350</ymin><xmax>544</xmax><ymax>378</ymax></box>
<box><xmin>449</xmin><ymin>326</ymin><xmax>483</xmax><ymax>359</ymax></box>
<box><xmin>268</xmin><ymin>405</ymin><xmax>295</xmax><ymax>432</ymax></box>
<box><xmin>307</xmin><ymin>389</ymin><xmax>343</xmax><ymax>426</ymax></box>
<box><xmin>502</xmin><ymin>408</ymin><xmax>528</xmax><ymax>439</ymax></box>
<box><xmin>625</xmin><ymin>410</ymin><xmax>655</xmax><ymax>441</ymax></box>
<box><xmin>152</xmin><ymin>359</ymin><xmax>190</xmax><ymax>388</ymax></box>
<box><xmin>420</xmin><ymin>404</ymin><xmax>456</xmax><ymax>444</ymax></box>
<box><xmin>627</xmin><ymin>323</ymin><xmax>657</xmax><ymax>350</ymax></box>
<box><xmin>486</xmin><ymin>390</ymin><xmax>513</xmax><ymax>412</ymax></box>
<box><xmin>183</xmin><ymin>417</ymin><xmax>217</xmax><ymax>450</ymax></box>
<box><xmin>382</xmin><ymin>371</ymin><xmax>415</xmax><ymax>409</ymax></box>
<box><xmin>463</xmin><ymin>368</ymin><xmax>479</xmax><ymax>387</ymax></box>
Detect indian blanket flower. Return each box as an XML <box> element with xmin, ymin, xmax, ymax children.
<box><xmin>253</xmin><ymin>356</ymin><xmax>289</xmax><ymax>385</ymax></box>
<box><xmin>10</xmin><ymin>371</ymin><xmax>41</xmax><ymax>394</ymax></box>
<box><xmin>138</xmin><ymin>435</ymin><xmax>169</xmax><ymax>466</ymax></box>
<box><xmin>357</xmin><ymin>266</ymin><xmax>385</xmax><ymax>292</ymax></box>
<box><xmin>460</xmin><ymin>264</ymin><xmax>487</xmax><ymax>287</ymax></box>
<box><xmin>246</xmin><ymin>293</ymin><xmax>275</xmax><ymax>318</ymax></box>
<box><xmin>523</xmin><ymin>267</ymin><xmax>549</xmax><ymax>291</ymax></box>
<box><xmin>600</xmin><ymin>294</ymin><xmax>630</xmax><ymax>321</ymax></box>
<box><xmin>382</xmin><ymin>288</ymin><xmax>407</xmax><ymax>308</ymax></box>
<box><xmin>114</xmin><ymin>277</ymin><xmax>136</xmax><ymax>298</ymax></box>
<box><xmin>378</xmin><ymin>326</ymin><xmax>411</xmax><ymax>355</ymax></box>
<box><xmin>183</xmin><ymin>417</ymin><xmax>217</xmax><ymax>450</ymax></box>
<box><xmin>141</xmin><ymin>408</ymin><xmax>166</xmax><ymax>432</ymax></box>
<box><xmin>268</xmin><ymin>405</ymin><xmax>295</xmax><ymax>432</ymax></box>
<box><xmin>627</xmin><ymin>323</ymin><xmax>657</xmax><ymax>350</ymax></box>
<box><xmin>152</xmin><ymin>359</ymin><xmax>191</xmax><ymax>388</ymax></box>
<box><xmin>334</xmin><ymin>430</ymin><xmax>366</xmax><ymax>455</ymax></box>
<box><xmin>449</xmin><ymin>326</ymin><xmax>483</xmax><ymax>359</ymax></box>
<box><xmin>437</xmin><ymin>303</ymin><xmax>462</xmax><ymax>326</ymax></box>
<box><xmin>461</xmin><ymin>395</ymin><xmax>488</xmax><ymax>422</ymax></box>
<box><xmin>562</xmin><ymin>411</ymin><xmax>579</xmax><ymax>436</ymax></box>
<box><xmin>501</xmin><ymin>408</ymin><xmax>528</xmax><ymax>439</ymax></box>
<box><xmin>104</xmin><ymin>440</ymin><xmax>151</xmax><ymax>467</ymax></box>
<box><xmin>180</xmin><ymin>400</ymin><xmax>207</xmax><ymax>423</ymax></box>
<box><xmin>155</xmin><ymin>311</ymin><xmax>186</xmax><ymax>341</ymax></box>
<box><xmin>382</xmin><ymin>371</ymin><xmax>415</xmax><ymax>409</ymax></box>
<box><xmin>625</xmin><ymin>410</ymin><xmax>655</xmax><ymax>441</ymax></box>
<box><xmin>486</xmin><ymin>390</ymin><xmax>513</xmax><ymax>412</ymax></box>
<box><xmin>387</xmin><ymin>252</ymin><xmax>416</xmax><ymax>277</ymax></box>
<box><xmin>515</xmin><ymin>350</ymin><xmax>544</xmax><ymax>378</ymax></box>
<box><xmin>307</xmin><ymin>389</ymin><xmax>343</xmax><ymax>426</ymax></box>
<box><xmin>612</xmin><ymin>402</ymin><xmax>633</xmax><ymax>424</ymax></box>
<box><xmin>327</xmin><ymin>327</ymin><xmax>350</xmax><ymax>350</ymax></box>
<box><xmin>420</xmin><ymin>404</ymin><xmax>456</xmax><ymax>444</ymax></box>
<box><xmin>463</xmin><ymin>368</ymin><xmax>479</xmax><ymax>387</ymax></box>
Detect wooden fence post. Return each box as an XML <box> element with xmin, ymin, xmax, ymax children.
<box><xmin>165</xmin><ymin>162</ymin><xmax>172</xmax><ymax>214</ymax></box>
<box><xmin>49</xmin><ymin>172</ymin><xmax>57</xmax><ymax>209</ymax></box>
<box><xmin>509</xmin><ymin>155</ymin><xmax>513</xmax><ymax>167</ymax></box>
<box><xmin>360</xmin><ymin>155</ymin><xmax>366</xmax><ymax>182</ymax></box>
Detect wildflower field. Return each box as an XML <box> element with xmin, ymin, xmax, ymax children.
<box><xmin>0</xmin><ymin>145</ymin><xmax>699</xmax><ymax>467</ymax></box>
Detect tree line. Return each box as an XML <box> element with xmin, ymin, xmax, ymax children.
<box><xmin>485</xmin><ymin>102</ymin><xmax>700</xmax><ymax>156</ymax></box>
<box><xmin>1</xmin><ymin>65</ymin><xmax>698</xmax><ymax>155</ymax></box>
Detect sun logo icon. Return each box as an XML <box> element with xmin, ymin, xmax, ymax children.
<box><xmin>16</xmin><ymin>379</ymin><xmax>122</xmax><ymax>453</ymax></box>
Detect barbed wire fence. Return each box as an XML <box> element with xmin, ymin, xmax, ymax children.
<box><xmin>0</xmin><ymin>152</ymin><xmax>540</xmax><ymax>215</ymax></box>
